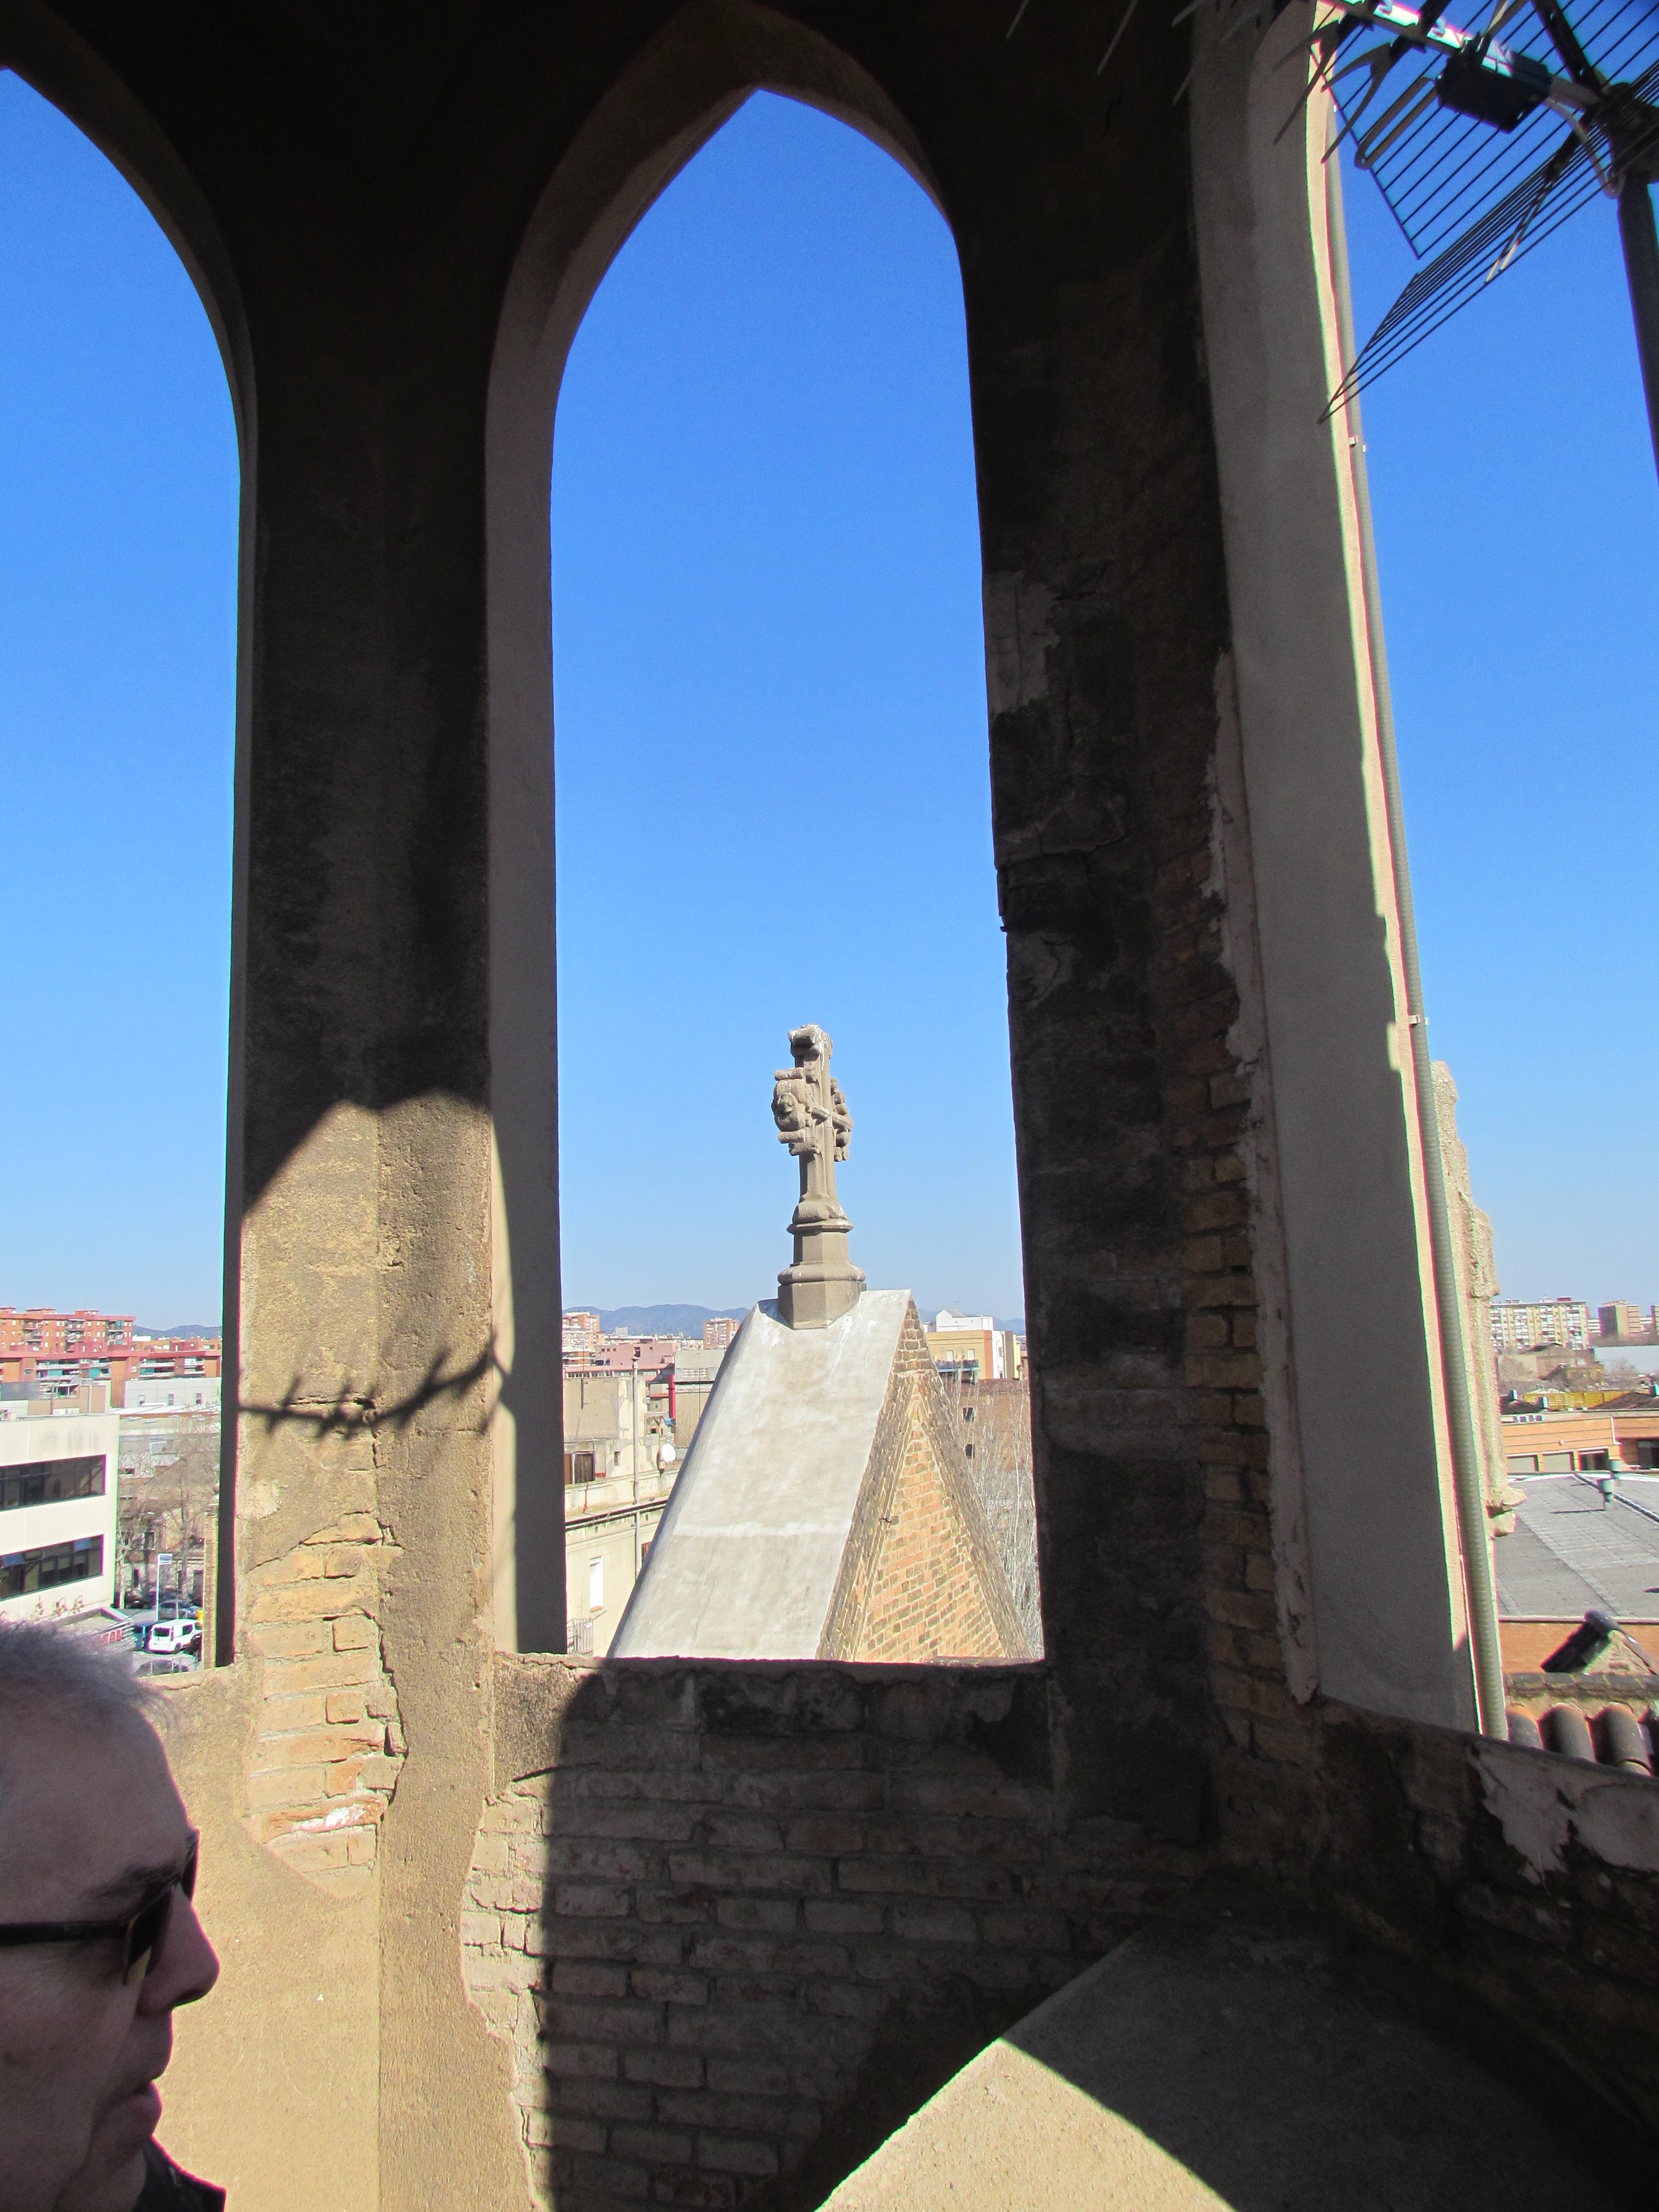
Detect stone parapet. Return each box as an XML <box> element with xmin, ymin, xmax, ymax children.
<box><xmin>461</xmin><ymin>1660</ymin><xmax>1659</xmax><ymax>2208</ymax></box>
<box><xmin>465</xmin><ymin>1658</ymin><xmax>1202</xmax><ymax>2209</ymax></box>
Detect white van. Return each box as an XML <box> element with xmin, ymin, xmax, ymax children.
<box><xmin>145</xmin><ymin>1615</ymin><xmax>202</xmax><ymax>1656</ymax></box>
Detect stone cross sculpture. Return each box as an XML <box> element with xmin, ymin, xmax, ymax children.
<box><xmin>771</xmin><ymin>1024</ymin><xmax>865</xmax><ymax>1329</ymax></box>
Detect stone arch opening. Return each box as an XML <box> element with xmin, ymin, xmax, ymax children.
<box><xmin>0</xmin><ymin>54</ymin><xmax>250</xmax><ymax>1666</ymax></box>
<box><xmin>486</xmin><ymin>8</ymin><xmax>1038</xmax><ymax>1665</ymax></box>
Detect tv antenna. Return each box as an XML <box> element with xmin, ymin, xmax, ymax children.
<box><xmin>1290</xmin><ymin>0</ymin><xmax>1659</xmax><ymax>471</ymax></box>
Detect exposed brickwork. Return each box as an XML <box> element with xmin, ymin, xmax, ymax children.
<box><xmin>241</xmin><ymin>1514</ymin><xmax>405</xmax><ymax>1893</ymax></box>
<box><xmin>821</xmin><ymin>1301</ymin><xmax>1025</xmax><ymax>1664</ymax></box>
<box><xmin>463</xmin><ymin>1658</ymin><xmax>1203</xmax><ymax>2210</ymax></box>
<box><xmin>852</xmin><ymin>1385</ymin><xmax>1007</xmax><ymax>1662</ymax></box>
<box><xmin>462</xmin><ymin>1662</ymin><xmax>1659</xmax><ymax>2206</ymax></box>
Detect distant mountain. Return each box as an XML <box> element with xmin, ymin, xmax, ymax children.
<box><xmin>590</xmin><ymin>1305</ymin><xmax>750</xmax><ymax>1338</ymax></box>
<box><xmin>137</xmin><ymin>1323</ymin><xmax>222</xmax><ymax>1339</ymax></box>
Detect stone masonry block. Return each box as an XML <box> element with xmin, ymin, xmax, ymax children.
<box><xmin>304</xmin><ymin>1514</ymin><xmax>382</xmax><ymax>1544</ymax></box>
<box><xmin>713</xmin><ymin>1898</ymin><xmax>797</xmax><ymax>1933</ymax></box>
<box><xmin>540</xmin><ymin>2043</ymin><xmax>620</xmax><ymax>2081</ymax></box>
<box><xmin>244</xmin><ymin>1619</ymin><xmax>333</xmax><ymax>1661</ymax></box>
<box><xmin>550</xmin><ymin>1961</ymin><xmax>628</xmax><ymax>2000</ymax></box>
<box><xmin>645</xmin><ymin>2173</ymin><xmax>736</xmax><ymax>2210</ymax></box>
<box><xmin>781</xmin><ymin>1814</ymin><xmax>866</xmax><ymax>1855</ymax></box>
<box><xmin>664</xmin><ymin>1853</ymin><xmax>833</xmax><ymax>1896</ymax></box>
<box><xmin>1209</xmin><ymin>1666</ymin><xmax>1298</xmax><ymax>1722</ymax></box>
<box><xmin>546</xmin><ymin>1840</ymin><xmax>660</xmax><ymax>1883</ymax></box>
<box><xmin>1184</xmin><ymin>1352</ymin><xmax>1262</xmax><ymax>1390</ymax></box>
<box><xmin>262</xmin><ymin>1649</ymin><xmax>379</xmax><ymax>1695</ymax></box>
<box><xmin>247</xmin><ymin>1583</ymin><xmax>368</xmax><ymax>1626</ymax></box>
<box><xmin>622</xmin><ymin>2047</ymin><xmax>704</xmax><ymax>2090</ymax></box>
<box><xmin>628</xmin><ymin>1969</ymin><xmax>709</xmax><ymax>2005</ymax></box>
<box><xmin>262</xmin><ymin>1692</ymin><xmax>328</xmax><ymax>1733</ymax></box>
<box><xmin>1205</xmin><ymin>1586</ymin><xmax>1278</xmax><ymax>1633</ymax></box>
<box><xmin>890</xmin><ymin>1906</ymin><xmax>977</xmax><ymax>1944</ymax></box>
<box><xmin>611</xmin><ymin>2125</ymin><xmax>694</xmax><ymax>2166</ymax></box>
<box><xmin>802</xmin><ymin>1901</ymin><xmax>883</xmax><ymax>1937</ymax></box>
<box><xmin>698</xmin><ymin>1813</ymin><xmax>784</xmax><ymax>1852</ymax></box>
<box><xmin>696</xmin><ymin>2135</ymin><xmax>780</xmax><ymax>2178</ymax></box>
<box><xmin>553</xmin><ymin>1884</ymin><xmax>634</xmax><ymax>1919</ymax></box>
<box><xmin>705</xmin><ymin>2056</ymin><xmax>791</xmax><ymax>2098</ymax></box>
<box><xmin>245</xmin><ymin>1764</ymin><xmax>327</xmax><ymax>1810</ymax></box>
<box><xmin>255</xmin><ymin>1722</ymin><xmax>387</xmax><ymax>1768</ymax></box>
<box><xmin>539</xmin><ymin>1999</ymin><xmax>665</xmax><ymax>2046</ymax></box>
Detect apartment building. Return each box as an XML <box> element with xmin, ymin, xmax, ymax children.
<box><xmin>1599</xmin><ymin>1301</ymin><xmax>1651</xmax><ymax>1343</ymax></box>
<box><xmin>926</xmin><ymin>1309</ymin><xmax>1023</xmax><ymax>1383</ymax></box>
<box><xmin>1490</xmin><ymin>1298</ymin><xmax>1593</xmax><ymax>1352</ymax></box>
<box><xmin>0</xmin><ymin>1308</ymin><xmax>221</xmax><ymax>1404</ymax></box>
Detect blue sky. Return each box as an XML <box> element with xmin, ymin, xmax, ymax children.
<box><xmin>1</xmin><ymin>71</ymin><xmax>1653</xmax><ymax>1325</ymax></box>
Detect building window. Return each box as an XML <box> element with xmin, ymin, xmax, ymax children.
<box><xmin>0</xmin><ymin>1455</ymin><xmax>107</xmax><ymax>1513</ymax></box>
<box><xmin>1</xmin><ymin>1534</ymin><xmax>103</xmax><ymax>1600</ymax></box>
<box><xmin>564</xmin><ymin>1449</ymin><xmax>597</xmax><ymax>1484</ymax></box>
<box><xmin>588</xmin><ymin>1557</ymin><xmax>604</xmax><ymax>1614</ymax></box>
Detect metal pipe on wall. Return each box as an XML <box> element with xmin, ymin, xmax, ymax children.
<box><xmin>1324</xmin><ymin>129</ymin><xmax>1508</xmax><ymax>1737</ymax></box>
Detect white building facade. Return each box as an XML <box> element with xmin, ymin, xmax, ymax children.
<box><xmin>0</xmin><ymin>1408</ymin><xmax>121</xmax><ymax>1622</ymax></box>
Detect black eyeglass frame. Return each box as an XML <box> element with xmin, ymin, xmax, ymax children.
<box><xmin>0</xmin><ymin>1832</ymin><xmax>198</xmax><ymax>1986</ymax></box>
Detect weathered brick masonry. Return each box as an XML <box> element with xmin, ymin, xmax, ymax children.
<box><xmin>462</xmin><ymin>1661</ymin><xmax>1659</xmax><ymax>2208</ymax></box>
<box><xmin>464</xmin><ymin>1659</ymin><xmax>1203</xmax><ymax>2210</ymax></box>
<box><xmin>820</xmin><ymin>1301</ymin><xmax>1024</xmax><ymax>1664</ymax></box>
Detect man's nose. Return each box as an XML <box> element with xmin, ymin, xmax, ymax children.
<box><xmin>137</xmin><ymin>1889</ymin><xmax>220</xmax><ymax>2015</ymax></box>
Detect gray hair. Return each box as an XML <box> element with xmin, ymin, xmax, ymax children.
<box><xmin>0</xmin><ymin>1620</ymin><xmax>161</xmax><ymax>1742</ymax></box>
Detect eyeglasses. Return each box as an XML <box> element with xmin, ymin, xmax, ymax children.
<box><xmin>0</xmin><ymin>1833</ymin><xmax>198</xmax><ymax>1986</ymax></box>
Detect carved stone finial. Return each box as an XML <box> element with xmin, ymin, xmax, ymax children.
<box><xmin>771</xmin><ymin>1026</ymin><xmax>864</xmax><ymax>1330</ymax></box>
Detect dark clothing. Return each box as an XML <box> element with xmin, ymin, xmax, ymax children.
<box><xmin>135</xmin><ymin>2140</ymin><xmax>226</xmax><ymax>2212</ymax></box>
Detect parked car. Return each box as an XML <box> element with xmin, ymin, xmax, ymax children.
<box><xmin>145</xmin><ymin>1615</ymin><xmax>202</xmax><ymax>1656</ymax></box>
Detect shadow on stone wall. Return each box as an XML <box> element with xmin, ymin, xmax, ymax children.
<box><xmin>458</xmin><ymin>1662</ymin><xmax>1659</xmax><ymax>2210</ymax></box>
<box><xmin>464</xmin><ymin>1658</ymin><xmax>1200</xmax><ymax>2210</ymax></box>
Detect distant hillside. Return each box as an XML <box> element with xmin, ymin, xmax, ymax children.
<box><xmin>591</xmin><ymin>1305</ymin><xmax>750</xmax><ymax>1338</ymax></box>
<box><xmin>138</xmin><ymin>1322</ymin><xmax>222</xmax><ymax>1338</ymax></box>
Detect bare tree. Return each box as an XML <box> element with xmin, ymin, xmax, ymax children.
<box><xmin>967</xmin><ymin>1380</ymin><xmax>1043</xmax><ymax>1656</ymax></box>
<box><xmin>118</xmin><ymin>1415</ymin><xmax>219</xmax><ymax>1605</ymax></box>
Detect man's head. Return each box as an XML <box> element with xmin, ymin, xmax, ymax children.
<box><xmin>0</xmin><ymin>1625</ymin><xmax>218</xmax><ymax>2212</ymax></box>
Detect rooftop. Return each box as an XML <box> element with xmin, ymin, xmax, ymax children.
<box><xmin>1496</xmin><ymin>1473</ymin><xmax>1659</xmax><ymax>1623</ymax></box>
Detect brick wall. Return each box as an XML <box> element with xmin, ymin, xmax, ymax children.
<box><xmin>240</xmin><ymin>1514</ymin><xmax>406</xmax><ymax>1894</ymax></box>
<box><xmin>1290</xmin><ymin>1703</ymin><xmax>1659</xmax><ymax>2134</ymax></box>
<box><xmin>821</xmin><ymin>1303</ymin><xmax>1025</xmax><ymax>1664</ymax></box>
<box><xmin>463</xmin><ymin>1657</ymin><xmax>1202</xmax><ymax>2210</ymax></box>
<box><xmin>852</xmin><ymin>1383</ymin><xmax>1006</xmax><ymax>1662</ymax></box>
<box><xmin>462</xmin><ymin>1657</ymin><xmax>1659</xmax><ymax>2207</ymax></box>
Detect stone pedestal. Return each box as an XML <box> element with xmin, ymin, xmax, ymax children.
<box><xmin>778</xmin><ymin>1195</ymin><xmax>865</xmax><ymax>1328</ymax></box>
